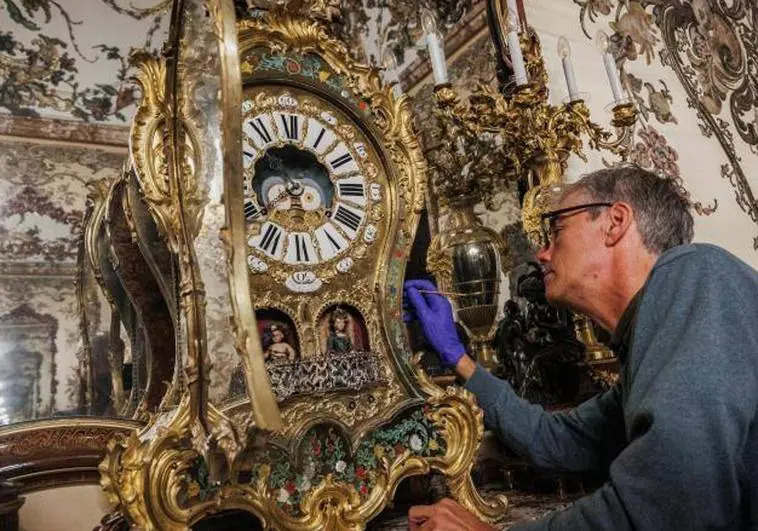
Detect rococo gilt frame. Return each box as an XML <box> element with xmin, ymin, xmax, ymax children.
<box><xmin>97</xmin><ymin>1</ymin><xmax>508</xmax><ymax>529</ymax></box>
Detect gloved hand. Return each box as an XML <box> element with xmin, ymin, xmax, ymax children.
<box><xmin>404</xmin><ymin>279</ymin><xmax>466</xmax><ymax>366</ymax></box>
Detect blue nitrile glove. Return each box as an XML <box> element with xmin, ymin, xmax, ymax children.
<box><xmin>403</xmin><ymin>279</ymin><xmax>466</xmax><ymax>366</ymax></box>
<box><xmin>402</xmin><ymin>293</ymin><xmax>416</xmax><ymax>323</ymax></box>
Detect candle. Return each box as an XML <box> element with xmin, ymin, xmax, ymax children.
<box><xmin>557</xmin><ymin>36</ymin><xmax>580</xmax><ymax>101</ymax></box>
<box><xmin>506</xmin><ymin>13</ymin><xmax>527</xmax><ymax>86</ymax></box>
<box><xmin>506</xmin><ymin>0</ymin><xmax>520</xmax><ymax>27</ymax></box>
<box><xmin>596</xmin><ymin>30</ymin><xmax>623</xmax><ymax>103</ymax></box>
<box><xmin>422</xmin><ymin>9</ymin><xmax>448</xmax><ymax>85</ymax></box>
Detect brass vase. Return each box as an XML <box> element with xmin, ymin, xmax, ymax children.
<box><xmin>426</xmin><ymin>202</ymin><xmax>508</xmax><ymax>370</ymax></box>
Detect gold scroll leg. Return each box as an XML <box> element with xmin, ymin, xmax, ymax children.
<box><xmin>425</xmin><ymin>384</ymin><xmax>509</xmax><ymax>524</ymax></box>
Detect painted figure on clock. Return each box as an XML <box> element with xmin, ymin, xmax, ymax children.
<box><xmin>262</xmin><ymin>322</ymin><xmax>298</xmax><ymax>364</ymax></box>
<box><xmin>326</xmin><ymin>307</ymin><xmax>354</xmax><ymax>354</ymax></box>
<box><xmin>319</xmin><ymin>305</ymin><xmax>369</xmax><ymax>355</ymax></box>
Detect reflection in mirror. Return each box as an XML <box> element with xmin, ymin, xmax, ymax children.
<box><xmin>0</xmin><ymin>305</ymin><xmax>56</xmax><ymax>423</ymax></box>
<box><xmin>104</xmin><ymin>179</ymin><xmax>175</xmax><ymax>414</ymax></box>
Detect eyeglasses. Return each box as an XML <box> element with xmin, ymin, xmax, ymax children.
<box><xmin>539</xmin><ymin>202</ymin><xmax>613</xmax><ymax>246</ymax></box>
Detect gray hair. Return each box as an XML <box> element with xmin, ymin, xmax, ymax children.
<box><xmin>563</xmin><ymin>165</ymin><xmax>694</xmax><ymax>255</ymax></box>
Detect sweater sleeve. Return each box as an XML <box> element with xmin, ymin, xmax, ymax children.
<box><xmin>465</xmin><ymin>366</ymin><xmax>626</xmax><ymax>472</ymax></box>
<box><xmin>508</xmin><ymin>245</ymin><xmax>758</xmax><ymax>530</ymax></box>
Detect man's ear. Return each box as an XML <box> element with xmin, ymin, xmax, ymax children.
<box><xmin>604</xmin><ymin>202</ymin><xmax>633</xmax><ymax>246</ymax></box>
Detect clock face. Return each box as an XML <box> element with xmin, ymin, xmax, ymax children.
<box><xmin>241</xmin><ymin>86</ymin><xmax>385</xmax><ymax>290</ymax></box>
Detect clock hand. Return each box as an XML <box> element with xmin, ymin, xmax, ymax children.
<box><xmin>266</xmin><ymin>188</ymin><xmax>290</xmax><ymax>210</ymax></box>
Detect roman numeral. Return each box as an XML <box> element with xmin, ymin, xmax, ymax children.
<box><xmin>330</xmin><ymin>152</ymin><xmax>353</xmax><ymax>170</ymax></box>
<box><xmin>250</xmin><ymin>117</ymin><xmax>272</xmax><ymax>144</ymax></box>
<box><xmin>333</xmin><ymin>204</ymin><xmax>362</xmax><ymax>232</ymax></box>
<box><xmin>259</xmin><ymin>224</ymin><xmax>282</xmax><ymax>256</ymax></box>
<box><xmin>338</xmin><ymin>182</ymin><xmax>364</xmax><ymax>197</ymax></box>
<box><xmin>294</xmin><ymin>234</ymin><xmax>310</xmax><ymax>262</ymax></box>
<box><xmin>244</xmin><ymin>200</ymin><xmax>262</xmax><ymax>220</ymax></box>
<box><xmin>314</xmin><ymin>223</ymin><xmax>347</xmax><ymax>260</ymax></box>
<box><xmin>311</xmin><ymin>127</ymin><xmax>326</xmax><ymax>149</ymax></box>
<box><xmin>323</xmin><ymin>227</ymin><xmax>342</xmax><ymax>253</ymax></box>
<box><xmin>279</xmin><ymin>113</ymin><xmax>299</xmax><ymax>140</ymax></box>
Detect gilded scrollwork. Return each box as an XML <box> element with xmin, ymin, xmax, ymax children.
<box><xmin>100</xmin><ymin>5</ymin><xmax>504</xmax><ymax>530</ymax></box>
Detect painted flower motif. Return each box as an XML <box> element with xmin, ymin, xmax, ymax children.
<box><xmin>629</xmin><ymin>142</ymin><xmax>652</xmax><ymax>168</ymax></box>
<box><xmin>277</xmin><ymin>487</ymin><xmax>290</xmax><ymax>503</ymax></box>
<box><xmin>631</xmin><ymin>126</ymin><xmax>680</xmax><ymax>180</ymax></box>
<box><xmin>428</xmin><ymin>439</ymin><xmax>439</xmax><ymax>451</ymax></box>
<box><xmin>360</xmin><ymin>484</ymin><xmax>368</xmax><ymax>495</ymax></box>
<box><xmin>611</xmin><ymin>3</ymin><xmax>659</xmax><ymax>64</ymax></box>
<box><xmin>335</xmin><ymin>460</ymin><xmax>347</xmax><ymax>473</ymax></box>
<box><xmin>285</xmin><ymin>482</ymin><xmax>297</xmax><ymax>494</ymax></box>
<box><xmin>303</xmin><ymin>461</ymin><xmax>316</xmax><ymax>479</ymax></box>
<box><xmin>298</xmin><ymin>476</ymin><xmax>311</xmax><ymax>491</ymax></box>
<box><xmin>592</xmin><ymin>0</ymin><xmax>613</xmax><ymax>15</ymax></box>
<box><xmin>285</xmin><ymin>59</ymin><xmax>301</xmax><ymax>74</ymax></box>
<box><xmin>373</xmin><ymin>445</ymin><xmax>385</xmax><ymax>459</ymax></box>
<box><xmin>409</xmin><ymin>434</ymin><xmax>423</xmax><ymax>452</ymax></box>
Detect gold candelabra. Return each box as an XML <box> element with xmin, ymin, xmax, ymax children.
<box><xmin>422</xmin><ymin>3</ymin><xmax>637</xmax><ymax>365</ymax></box>
<box><xmin>431</xmin><ymin>82</ymin><xmax>636</xmax><ymax>246</ymax></box>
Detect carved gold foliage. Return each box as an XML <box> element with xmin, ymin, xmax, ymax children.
<box><xmin>432</xmin><ymin>79</ymin><xmax>637</xmax><ymax>246</ymax></box>
<box><xmin>101</xmin><ymin>373</ymin><xmax>504</xmax><ymax>530</ymax></box>
<box><xmin>128</xmin><ymin>50</ymin><xmax>206</xmax><ymax>252</ymax></box>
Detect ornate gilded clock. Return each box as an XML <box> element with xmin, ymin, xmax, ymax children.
<box><xmin>98</xmin><ymin>2</ymin><xmax>508</xmax><ymax>530</ymax></box>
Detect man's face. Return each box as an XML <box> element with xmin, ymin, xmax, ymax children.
<box><xmin>536</xmin><ymin>192</ymin><xmax>608</xmax><ymax>308</ymax></box>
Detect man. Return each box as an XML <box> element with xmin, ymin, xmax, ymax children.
<box><xmin>404</xmin><ymin>166</ymin><xmax>758</xmax><ymax>530</ymax></box>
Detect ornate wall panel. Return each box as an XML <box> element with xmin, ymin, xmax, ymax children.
<box><xmin>0</xmin><ymin>0</ymin><xmax>169</xmax><ymax>123</ymax></box>
<box><xmin>0</xmin><ymin>139</ymin><xmax>126</xmax><ymax>421</ymax></box>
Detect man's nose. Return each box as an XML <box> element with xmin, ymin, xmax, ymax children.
<box><xmin>535</xmin><ymin>241</ymin><xmax>552</xmax><ymax>264</ymax></box>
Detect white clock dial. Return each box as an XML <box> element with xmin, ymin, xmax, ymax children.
<box><xmin>242</xmin><ymin>87</ymin><xmax>385</xmax><ymax>284</ymax></box>
<box><xmin>274</xmin><ymin>111</ymin><xmax>304</xmax><ymax>143</ymax></box>
<box><xmin>244</xmin><ymin>198</ymin><xmax>265</xmax><ymax>221</ymax></box>
<box><xmin>314</xmin><ymin>222</ymin><xmax>348</xmax><ymax>261</ymax></box>
<box><xmin>284</xmin><ymin>232</ymin><xmax>319</xmax><ymax>265</ymax></box>
<box><xmin>243</xmin><ymin>146</ymin><xmax>258</xmax><ymax>169</ymax></box>
<box><xmin>325</xmin><ymin>142</ymin><xmax>358</xmax><ymax>175</ymax></box>
<box><xmin>250</xmin><ymin>221</ymin><xmax>286</xmax><ymax>260</ymax></box>
<box><xmin>336</xmin><ymin>175</ymin><xmax>366</xmax><ymax>207</ymax></box>
<box><xmin>244</xmin><ymin>113</ymin><xmax>277</xmax><ymax>150</ymax></box>
<box><xmin>304</xmin><ymin>118</ymin><xmax>336</xmax><ymax>155</ymax></box>
<box><xmin>330</xmin><ymin>202</ymin><xmax>364</xmax><ymax>239</ymax></box>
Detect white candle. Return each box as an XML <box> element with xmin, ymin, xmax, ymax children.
<box><xmin>557</xmin><ymin>36</ymin><xmax>580</xmax><ymax>101</ymax></box>
<box><xmin>603</xmin><ymin>52</ymin><xmax>623</xmax><ymax>102</ymax></box>
<box><xmin>506</xmin><ymin>0</ymin><xmax>520</xmax><ymax>27</ymax></box>
<box><xmin>507</xmin><ymin>31</ymin><xmax>527</xmax><ymax>86</ymax></box>
<box><xmin>597</xmin><ymin>30</ymin><xmax>623</xmax><ymax>103</ymax></box>
<box><xmin>426</xmin><ymin>32</ymin><xmax>449</xmax><ymax>85</ymax></box>
<box><xmin>421</xmin><ymin>9</ymin><xmax>448</xmax><ymax>86</ymax></box>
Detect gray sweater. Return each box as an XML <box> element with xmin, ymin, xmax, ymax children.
<box><xmin>465</xmin><ymin>244</ymin><xmax>758</xmax><ymax>530</ymax></box>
